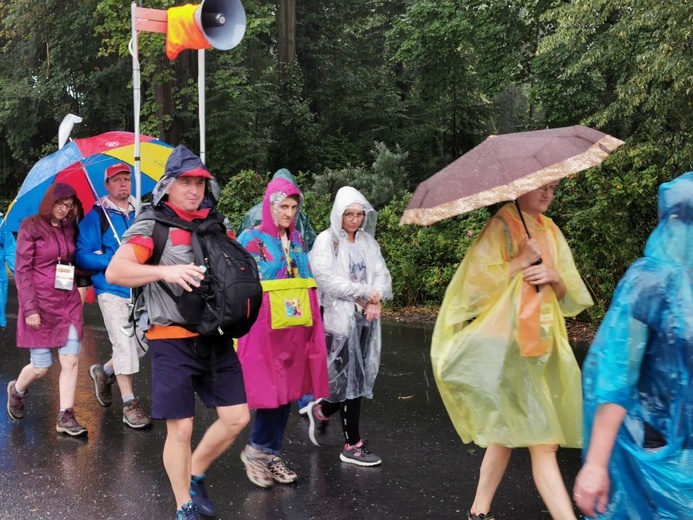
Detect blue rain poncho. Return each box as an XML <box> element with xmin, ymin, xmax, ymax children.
<box><xmin>0</xmin><ymin>215</ymin><xmax>16</xmax><ymax>327</ymax></box>
<box><xmin>581</xmin><ymin>171</ymin><xmax>693</xmax><ymax>519</ymax></box>
<box><xmin>309</xmin><ymin>187</ymin><xmax>392</xmax><ymax>401</ymax></box>
<box><xmin>432</xmin><ymin>203</ymin><xmax>593</xmax><ymax>448</ymax></box>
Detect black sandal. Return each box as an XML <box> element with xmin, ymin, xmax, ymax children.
<box><xmin>467</xmin><ymin>510</ymin><xmax>496</xmax><ymax>520</ymax></box>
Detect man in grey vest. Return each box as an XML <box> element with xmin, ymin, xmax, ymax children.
<box><xmin>106</xmin><ymin>146</ymin><xmax>249</xmax><ymax>520</ymax></box>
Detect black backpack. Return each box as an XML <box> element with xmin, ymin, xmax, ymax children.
<box><xmin>137</xmin><ymin>207</ymin><xmax>263</xmax><ymax>338</ymax></box>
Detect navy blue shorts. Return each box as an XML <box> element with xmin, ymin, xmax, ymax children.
<box><xmin>149</xmin><ymin>336</ymin><xmax>246</xmax><ymax>420</ymax></box>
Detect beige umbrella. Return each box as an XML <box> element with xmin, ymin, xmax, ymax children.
<box><xmin>400</xmin><ymin>125</ymin><xmax>624</xmax><ymax>226</ymax></box>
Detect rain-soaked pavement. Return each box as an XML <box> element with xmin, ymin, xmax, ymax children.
<box><xmin>0</xmin><ymin>282</ymin><xmax>589</xmax><ymax>520</ymax></box>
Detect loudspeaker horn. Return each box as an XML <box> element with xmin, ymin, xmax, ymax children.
<box><xmin>195</xmin><ymin>0</ymin><xmax>246</xmax><ymax>50</ymax></box>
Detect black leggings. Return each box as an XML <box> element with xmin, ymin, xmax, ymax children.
<box><xmin>320</xmin><ymin>397</ymin><xmax>362</xmax><ymax>446</ymax></box>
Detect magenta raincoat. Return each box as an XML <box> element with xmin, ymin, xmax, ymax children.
<box><xmin>237</xmin><ymin>178</ymin><xmax>329</xmax><ymax>409</ymax></box>
<box><xmin>15</xmin><ymin>215</ymin><xmax>83</xmax><ymax>348</ymax></box>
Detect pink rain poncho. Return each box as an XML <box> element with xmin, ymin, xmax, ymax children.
<box><xmin>236</xmin><ymin>178</ymin><xmax>329</xmax><ymax>409</ymax></box>
<box><xmin>432</xmin><ymin>203</ymin><xmax>593</xmax><ymax>448</ymax></box>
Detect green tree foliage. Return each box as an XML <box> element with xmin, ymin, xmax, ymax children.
<box><xmin>533</xmin><ymin>0</ymin><xmax>693</xmax><ymax>315</ymax></box>
<box><xmin>216</xmin><ymin>168</ymin><xmax>266</xmax><ymax>229</ymax></box>
<box><xmin>312</xmin><ymin>142</ymin><xmax>408</xmax><ymax>210</ymax></box>
<box><xmin>296</xmin><ymin>0</ymin><xmax>406</xmax><ymax>170</ymax></box>
<box><xmin>0</xmin><ymin>0</ymin><xmax>131</xmax><ymax>191</ymax></box>
<box><xmin>377</xmin><ymin>196</ymin><xmax>490</xmax><ymax>306</ymax></box>
<box><xmin>387</xmin><ymin>0</ymin><xmax>492</xmax><ymax>183</ymax></box>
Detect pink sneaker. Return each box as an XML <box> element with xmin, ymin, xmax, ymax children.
<box><xmin>339</xmin><ymin>440</ymin><xmax>381</xmax><ymax>466</ymax></box>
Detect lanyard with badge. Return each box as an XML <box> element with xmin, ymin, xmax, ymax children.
<box><xmin>53</xmin><ymin>225</ymin><xmax>75</xmax><ymax>291</ymax></box>
<box><xmin>281</xmin><ymin>233</ymin><xmax>298</xmax><ymax>278</ymax></box>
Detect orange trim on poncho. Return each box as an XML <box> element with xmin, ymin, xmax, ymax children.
<box><xmin>500</xmin><ymin>208</ymin><xmax>558</xmax><ymax>357</ymax></box>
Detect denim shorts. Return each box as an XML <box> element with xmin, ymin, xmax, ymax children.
<box><xmin>149</xmin><ymin>336</ymin><xmax>246</xmax><ymax>420</ymax></box>
<box><xmin>30</xmin><ymin>324</ymin><xmax>81</xmax><ymax>368</ymax></box>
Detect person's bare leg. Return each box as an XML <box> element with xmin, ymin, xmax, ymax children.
<box><xmin>528</xmin><ymin>444</ymin><xmax>577</xmax><ymax>520</ymax></box>
<box><xmin>191</xmin><ymin>404</ymin><xmax>249</xmax><ymax>475</ymax></box>
<box><xmin>78</xmin><ymin>286</ymin><xmax>88</xmax><ymax>305</ymax></box>
<box><xmin>15</xmin><ymin>364</ymin><xmax>48</xmax><ymax>393</ymax></box>
<box><xmin>164</xmin><ymin>418</ymin><xmax>194</xmax><ymax>509</ymax></box>
<box><xmin>100</xmin><ymin>359</ymin><xmax>135</xmax><ymax>398</ymax></box>
<box><xmin>115</xmin><ymin>373</ymin><xmax>134</xmax><ymax>397</ymax></box>
<box><xmin>470</xmin><ymin>444</ymin><xmax>512</xmax><ymax>515</ymax></box>
<box><xmin>57</xmin><ymin>354</ymin><xmax>79</xmax><ymax>409</ymax></box>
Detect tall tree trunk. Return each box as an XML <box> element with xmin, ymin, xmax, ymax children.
<box><xmin>278</xmin><ymin>0</ymin><xmax>296</xmax><ymax>81</ymax></box>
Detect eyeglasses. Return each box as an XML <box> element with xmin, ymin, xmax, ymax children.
<box><xmin>55</xmin><ymin>201</ymin><xmax>74</xmax><ymax>210</ymax></box>
<box><xmin>343</xmin><ymin>212</ymin><xmax>365</xmax><ymax>221</ymax></box>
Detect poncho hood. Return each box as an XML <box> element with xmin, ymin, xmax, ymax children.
<box><xmin>330</xmin><ymin>186</ymin><xmax>376</xmax><ymax>239</ymax></box>
<box><xmin>644</xmin><ymin>171</ymin><xmax>693</xmax><ymax>269</ymax></box>
<box><xmin>259</xmin><ymin>177</ymin><xmax>303</xmax><ymax>236</ymax></box>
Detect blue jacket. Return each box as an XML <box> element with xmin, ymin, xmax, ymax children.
<box><xmin>76</xmin><ymin>201</ymin><xmax>135</xmax><ymax>299</ymax></box>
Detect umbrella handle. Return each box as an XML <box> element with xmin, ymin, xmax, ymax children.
<box><xmin>515</xmin><ymin>200</ymin><xmax>542</xmax><ymax>292</ymax></box>
<box><xmin>531</xmin><ymin>258</ymin><xmax>542</xmax><ymax>293</ymax></box>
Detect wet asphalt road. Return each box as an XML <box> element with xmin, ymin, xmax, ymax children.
<box><xmin>0</xmin><ymin>283</ymin><xmax>588</xmax><ymax>520</ymax></box>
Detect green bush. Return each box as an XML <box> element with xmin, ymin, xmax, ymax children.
<box><xmin>216</xmin><ymin>169</ymin><xmax>267</xmax><ymax>231</ymax></box>
<box><xmin>377</xmin><ymin>195</ymin><xmax>490</xmax><ymax>307</ymax></box>
<box><xmin>551</xmin><ymin>144</ymin><xmax>681</xmax><ymax>318</ymax></box>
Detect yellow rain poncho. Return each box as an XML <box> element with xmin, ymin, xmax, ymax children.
<box><xmin>432</xmin><ymin>203</ymin><xmax>593</xmax><ymax>448</ymax></box>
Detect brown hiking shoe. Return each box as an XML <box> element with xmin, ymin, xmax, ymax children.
<box><xmin>56</xmin><ymin>408</ymin><xmax>88</xmax><ymax>437</ymax></box>
<box><xmin>268</xmin><ymin>456</ymin><xmax>298</xmax><ymax>484</ymax></box>
<box><xmin>122</xmin><ymin>399</ymin><xmax>152</xmax><ymax>429</ymax></box>
<box><xmin>7</xmin><ymin>380</ymin><xmax>28</xmax><ymax>420</ymax></box>
<box><xmin>89</xmin><ymin>364</ymin><xmax>115</xmax><ymax>407</ymax></box>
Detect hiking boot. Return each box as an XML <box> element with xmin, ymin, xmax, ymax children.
<box><xmin>190</xmin><ymin>474</ymin><xmax>215</xmax><ymax>516</ymax></box>
<box><xmin>175</xmin><ymin>500</ymin><xmax>199</xmax><ymax>520</ymax></box>
<box><xmin>89</xmin><ymin>364</ymin><xmax>115</xmax><ymax>407</ymax></box>
<box><xmin>339</xmin><ymin>440</ymin><xmax>381</xmax><ymax>467</ymax></box>
<box><xmin>56</xmin><ymin>408</ymin><xmax>88</xmax><ymax>437</ymax></box>
<box><xmin>268</xmin><ymin>456</ymin><xmax>298</xmax><ymax>484</ymax></box>
<box><xmin>7</xmin><ymin>380</ymin><xmax>28</xmax><ymax>420</ymax></box>
<box><xmin>307</xmin><ymin>399</ymin><xmax>329</xmax><ymax>446</ymax></box>
<box><xmin>240</xmin><ymin>445</ymin><xmax>273</xmax><ymax>488</ymax></box>
<box><xmin>467</xmin><ymin>510</ymin><xmax>495</xmax><ymax>520</ymax></box>
<box><xmin>123</xmin><ymin>399</ymin><xmax>153</xmax><ymax>429</ymax></box>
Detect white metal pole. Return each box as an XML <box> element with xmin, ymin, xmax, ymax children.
<box><xmin>198</xmin><ymin>49</ymin><xmax>206</xmax><ymax>164</ymax></box>
<box><xmin>130</xmin><ymin>1</ymin><xmax>142</xmax><ymax>213</ymax></box>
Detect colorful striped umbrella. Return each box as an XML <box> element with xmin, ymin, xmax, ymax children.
<box><xmin>3</xmin><ymin>131</ymin><xmax>173</xmax><ymax>232</ymax></box>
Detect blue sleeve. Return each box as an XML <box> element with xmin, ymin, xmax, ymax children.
<box><xmin>583</xmin><ymin>261</ymin><xmax>656</xmax><ymax>409</ymax></box>
<box><xmin>2</xmin><ymin>227</ymin><xmax>16</xmax><ymax>274</ymax></box>
<box><xmin>75</xmin><ymin>210</ymin><xmax>112</xmax><ymax>271</ymax></box>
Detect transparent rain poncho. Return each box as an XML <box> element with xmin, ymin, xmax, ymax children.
<box><xmin>309</xmin><ymin>187</ymin><xmax>392</xmax><ymax>401</ymax></box>
<box><xmin>432</xmin><ymin>203</ymin><xmax>593</xmax><ymax>448</ymax></box>
<box><xmin>581</xmin><ymin>171</ymin><xmax>693</xmax><ymax>519</ymax></box>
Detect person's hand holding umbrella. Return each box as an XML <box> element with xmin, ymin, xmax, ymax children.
<box><xmin>422</xmin><ymin>127</ymin><xmax>615</xmax><ymax>520</ymax></box>
<box><xmin>510</xmin><ymin>237</ymin><xmax>542</xmax><ymax>275</ymax></box>
<box><xmin>513</xmin><ymin>237</ymin><xmax>567</xmax><ymax>299</ymax></box>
